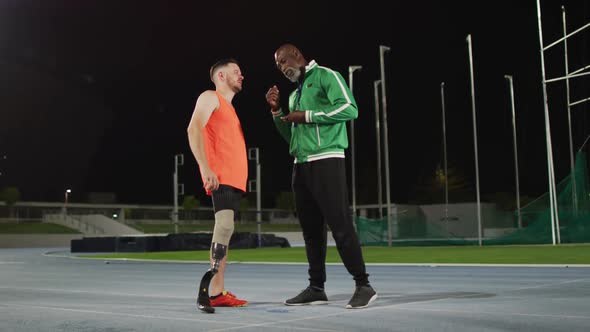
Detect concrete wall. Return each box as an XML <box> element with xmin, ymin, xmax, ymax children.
<box><xmin>0</xmin><ymin>234</ymin><xmax>84</xmax><ymax>248</ymax></box>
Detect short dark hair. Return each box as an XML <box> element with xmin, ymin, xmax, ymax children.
<box><xmin>210</xmin><ymin>58</ymin><xmax>239</xmax><ymax>81</ymax></box>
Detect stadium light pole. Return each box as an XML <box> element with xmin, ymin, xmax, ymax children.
<box><xmin>466</xmin><ymin>34</ymin><xmax>483</xmax><ymax>246</ymax></box>
<box><xmin>348</xmin><ymin>65</ymin><xmax>362</xmax><ymax>221</ymax></box>
<box><xmin>561</xmin><ymin>5</ymin><xmax>578</xmax><ymax>215</ymax></box>
<box><xmin>373</xmin><ymin>80</ymin><xmax>383</xmax><ymax>219</ymax></box>
<box><xmin>65</xmin><ymin>189</ymin><xmax>71</xmax><ymax>203</ymax></box>
<box><xmin>505</xmin><ymin>75</ymin><xmax>522</xmax><ymax>229</ymax></box>
<box><xmin>64</xmin><ymin>189</ymin><xmax>71</xmax><ymax>218</ymax></box>
<box><xmin>440</xmin><ymin>82</ymin><xmax>449</xmax><ymax>233</ymax></box>
<box><xmin>536</xmin><ymin>0</ymin><xmax>560</xmax><ymax>245</ymax></box>
<box><xmin>379</xmin><ymin>45</ymin><xmax>392</xmax><ymax>247</ymax></box>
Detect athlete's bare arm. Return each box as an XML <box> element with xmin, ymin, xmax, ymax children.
<box><xmin>187</xmin><ymin>90</ymin><xmax>220</xmax><ymax>191</ymax></box>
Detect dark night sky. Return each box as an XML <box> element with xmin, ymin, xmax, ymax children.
<box><xmin>0</xmin><ymin>0</ymin><xmax>588</xmax><ymax>207</ymax></box>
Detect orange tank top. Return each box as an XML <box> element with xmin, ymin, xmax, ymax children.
<box><xmin>202</xmin><ymin>91</ymin><xmax>248</xmax><ymax>194</ymax></box>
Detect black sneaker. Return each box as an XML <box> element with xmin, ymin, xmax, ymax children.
<box><xmin>284</xmin><ymin>286</ymin><xmax>328</xmax><ymax>306</ymax></box>
<box><xmin>346</xmin><ymin>285</ymin><xmax>377</xmax><ymax>309</ymax></box>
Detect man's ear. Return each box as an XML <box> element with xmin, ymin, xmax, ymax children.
<box><xmin>217</xmin><ymin>71</ymin><xmax>225</xmax><ymax>82</ymax></box>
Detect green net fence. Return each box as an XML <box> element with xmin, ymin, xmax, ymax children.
<box><xmin>356</xmin><ymin>151</ymin><xmax>590</xmax><ymax>246</ymax></box>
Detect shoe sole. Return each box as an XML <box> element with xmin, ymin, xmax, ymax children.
<box><xmin>345</xmin><ymin>294</ymin><xmax>378</xmax><ymax>309</ymax></box>
<box><xmin>211</xmin><ymin>302</ymin><xmax>249</xmax><ymax>307</ymax></box>
<box><xmin>284</xmin><ymin>300</ymin><xmax>329</xmax><ymax>306</ymax></box>
<box><xmin>211</xmin><ymin>304</ymin><xmax>248</xmax><ymax>307</ymax></box>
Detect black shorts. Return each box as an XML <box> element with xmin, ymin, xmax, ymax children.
<box><xmin>211</xmin><ymin>184</ymin><xmax>242</xmax><ymax>213</ymax></box>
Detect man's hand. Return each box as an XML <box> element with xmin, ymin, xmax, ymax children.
<box><xmin>266</xmin><ymin>85</ymin><xmax>281</xmax><ymax>112</ymax></box>
<box><xmin>200</xmin><ymin>166</ymin><xmax>219</xmax><ymax>191</ymax></box>
<box><xmin>281</xmin><ymin>110</ymin><xmax>306</xmax><ymax>123</ymax></box>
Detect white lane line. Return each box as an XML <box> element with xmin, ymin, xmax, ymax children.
<box><xmin>0</xmin><ymin>286</ymin><xmax>190</xmax><ymax>300</ymax></box>
<box><xmin>207</xmin><ymin>288</ymin><xmax>590</xmax><ymax>332</ymax></box>
<box><xmin>206</xmin><ymin>291</ymin><xmax>485</xmax><ymax>332</ymax></box>
<box><xmin>508</xmin><ymin>278</ymin><xmax>590</xmax><ymax>292</ymax></box>
<box><xmin>393</xmin><ymin>306</ymin><xmax>590</xmax><ymax>320</ymax></box>
<box><xmin>0</xmin><ymin>286</ymin><xmax>321</xmax><ymax>309</ymax></box>
<box><xmin>0</xmin><ymin>261</ymin><xmax>25</xmax><ymax>264</ymax></box>
<box><xmin>269</xmin><ymin>326</ymin><xmax>338</xmax><ymax>332</ymax></box>
<box><xmin>0</xmin><ymin>303</ymin><xmax>338</xmax><ymax>331</ymax></box>
<box><xmin>0</xmin><ymin>303</ymin><xmax>245</xmax><ymax>326</ymax></box>
<box><xmin>42</xmin><ymin>252</ymin><xmax>590</xmax><ymax>267</ymax></box>
<box><xmin>207</xmin><ymin>307</ymin><xmax>382</xmax><ymax>332</ymax></box>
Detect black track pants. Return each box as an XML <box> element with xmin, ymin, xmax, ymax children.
<box><xmin>292</xmin><ymin>158</ymin><xmax>369</xmax><ymax>288</ymax></box>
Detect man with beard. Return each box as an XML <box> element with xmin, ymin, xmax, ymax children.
<box><xmin>265</xmin><ymin>44</ymin><xmax>377</xmax><ymax>309</ymax></box>
<box><xmin>188</xmin><ymin>58</ymin><xmax>248</xmax><ymax>312</ymax></box>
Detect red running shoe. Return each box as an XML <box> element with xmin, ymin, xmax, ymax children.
<box><xmin>209</xmin><ymin>290</ymin><xmax>248</xmax><ymax>307</ymax></box>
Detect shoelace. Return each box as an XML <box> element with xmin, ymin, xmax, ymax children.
<box><xmin>352</xmin><ymin>287</ymin><xmax>364</xmax><ymax>297</ymax></box>
<box><xmin>223</xmin><ymin>291</ymin><xmax>247</xmax><ymax>304</ymax></box>
<box><xmin>300</xmin><ymin>288</ymin><xmax>313</xmax><ymax>295</ymax></box>
<box><xmin>224</xmin><ymin>290</ymin><xmax>237</xmax><ymax>298</ymax></box>
<box><xmin>300</xmin><ymin>287</ymin><xmax>320</xmax><ymax>298</ymax></box>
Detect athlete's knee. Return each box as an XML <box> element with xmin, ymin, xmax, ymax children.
<box><xmin>212</xmin><ymin>209</ymin><xmax>235</xmax><ymax>245</ymax></box>
<box><xmin>210</xmin><ymin>210</ymin><xmax>235</xmax><ymax>272</ymax></box>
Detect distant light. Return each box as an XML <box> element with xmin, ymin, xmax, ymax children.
<box><xmin>66</xmin><ymin>189</ymin><xmax>72</xmax><ymax>193</ymax></box>
<box><xmin>112</xmin><ymin>214</ymin><xmax>118</xmax><ymax>219</ymax></box>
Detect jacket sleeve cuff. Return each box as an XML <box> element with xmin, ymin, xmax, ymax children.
<box><xmin>271</xmin><ymin>108</ymin><xmax>284</xmax><ymax>118</ymax></box>
<box><xmin>305</xmin><ymin>110</ymin><xmax>313</xmax><ymax>123</ymax></box>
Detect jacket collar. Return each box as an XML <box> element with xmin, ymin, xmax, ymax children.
<box><xmin>305</xmin><ymin>60</ymin><xmax>318</xmax><ymax>73</ymax></box>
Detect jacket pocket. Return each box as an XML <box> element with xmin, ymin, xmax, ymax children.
<box><xmin>298</xmin><ymin>124</ymin><xmax>320</xmax><ymax>156</ymax></box>
<box><xmin>315</xmin><ymin>125</ymin><xmax>321</xmax><ymax>147</ymax></box>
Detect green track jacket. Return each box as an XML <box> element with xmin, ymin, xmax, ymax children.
<box><xmin>273</xmin><ymin>60</ymin><xmax>358</xmax><ymax>163</ymax></box>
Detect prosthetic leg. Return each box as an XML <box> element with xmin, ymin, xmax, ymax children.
<box><xmin>197</xmin><ymin>242</ymin><xmax>228</xmax><ymax>313</ymax></box>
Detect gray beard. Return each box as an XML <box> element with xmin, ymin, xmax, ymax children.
<box><xmin>286</xmin><ymin>67</ymin><xmax>301</xmax><ymax>83</ymax></box>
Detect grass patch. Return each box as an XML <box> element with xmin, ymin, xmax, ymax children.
<box><xmin>0</xmin><ymin>222</ymin><xmax>80</xmax><ymax>234</ymax></box>
<box><xmin>86</xmin><ymin>244</ymin><xmax>590</xmax><ymax>264</ymax></box>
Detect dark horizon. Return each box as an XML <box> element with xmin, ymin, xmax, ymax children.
<box><xmin>1</xmin><ymin>0</ymin><xmax>589</xmax><ymax>207</ymax></box>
